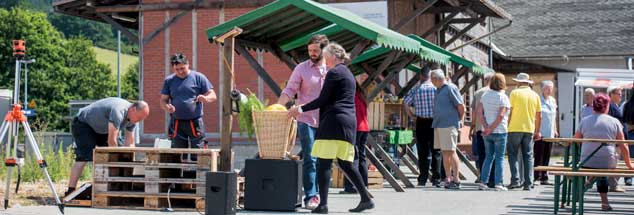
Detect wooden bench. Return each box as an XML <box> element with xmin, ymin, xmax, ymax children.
<box><xmin>541</xmin><ymin>166</ymin><xmax>634</xmax><ymax>215</ymax></box>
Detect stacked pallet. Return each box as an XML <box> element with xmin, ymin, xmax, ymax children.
<box><xmin>331</xmin><ymin>166</ymin><xmax>383</xmax><ymax>190</ymax></box>
<box><xmin>92</xmin><ymin>147</ymin><xmax>220</xmax><ymax>211</ymax></box>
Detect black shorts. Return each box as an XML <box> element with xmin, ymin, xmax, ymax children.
<box><xmin>72</xmin><ymin>117</ymin><xmax>108</xmax><ymax>161</ymax></box>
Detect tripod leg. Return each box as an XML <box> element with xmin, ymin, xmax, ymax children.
<box><xmin>3</xmin><ymin>121</ymin><xmax>14</xmax><ymax>209</ymax></box>
<box><xmin>21</xmin><ymin>121</ymin><xmax>64</xmax><ymax>214</ymax></box>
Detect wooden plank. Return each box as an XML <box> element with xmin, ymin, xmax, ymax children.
<box><xmin>398</xmin><ymin>145</ymin><xmax>420</xmax><ymax>175</ymax></box>
<box><xmin>451</xmin><ymin>66</ymin><xmax>469</xmax><ymax>83</ymax></box>
<box><xmin>364</xmin><ymin>145</ymin><xmax>404</xmax><ymax>192</ymax></box>
<box><xmin>368</xmin><ymin>70</ymin><xmax>400</xmax><ymax>101</ymax></box>
<box><xmin>549</xmin><ymin>171</ymin><xmax>634</xmax><ymax>177</ymax></box>
<box><xmin>235</xmin><ymin>44</ymin><xmax>283</xmax><ymax>96</ymax></box>
<box><xmin>543</xmin><ymin>138</ymin><xmax>634</xmax><ymax>144</ymax></box>
<box><xmin>349</xmin><ymin>39</ymin><xmax>372</xmax><ymax>60</ymax></box>
<box><xmin>397</xmin><ymin>73</ymin><xmax>421</xmax><ymax>98</ymax></box>
<box><xmin>456</xmin><ymin>149</ymin><xmax>479</xmax><ymax>177</ymax></box>
<box><xmin>94</xmin><ymin>147</ymin><xmax>220</xmax><ymax>154</ymax></box>
<box><xmin>367</xmin><ymin>141</ymin><xmax>415</xmax><ymax>188</ymax></box>
<box><xmin>393</xmin><ymin>0</ymin><xmax>438</xmax><ymax>30</ymax></box>
<box><xmin>361</xmin><ymin>52</ymin><xmax>400</xmax><ymax>89</ymax></box>
<box><xmin>404</xmin><ymin>145</ymin><xmax>419</xmax><ymax>165</ymax></box>
<box><xmin>142</xmin><ymin>10</ymin><xmax>191</xmax><ymax>45</ymax></box>
<box><xmin>95</xmin><ymin>13</ymin><xmax>139</xmax><ymax>43</ymax></box>
<box><xmin>94</xmin><ymin>1</ymin><xmax>271</xmax><ymax>12</ymax></box>
<box><xmin>93</xmin><ymin>177</ymin><xmax>205</xmax><ymax>184</ymax></box>
<box><xmin>420</xmin><ymin>11</ymin><xmax>460</xmax><ymax>39</ymax></box>
<box><xmin>270</xmin><ymin>44</ymin><xmax>298</xmax><ymax>70</ymax></box>
<box><xmin>441</xmin><ymin>16</ymin><xmax>485</xmax><ymax>48</ymax></box>
<box><xmin>460</xmin><ymin>76</ymin><xmax>481</xmax><ymax>95</ymax></box>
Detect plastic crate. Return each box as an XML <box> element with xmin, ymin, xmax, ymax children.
<box><xmin>388</xmin><ymin>130</ymin><xmax>413</xmax><ymax>145</ymax></box>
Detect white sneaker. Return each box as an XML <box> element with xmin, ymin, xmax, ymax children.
<box><xmin>305</xmin><ymin>196</ymin><xmax>320</xmax><ymax>210</ymax></box>
<box><xmin>495</xmin><ymin>185</ymin><xmax>508</xmax><ymax>191</ymax></box>
<box><xmin>478</xmin><ymin>183</ymin><xmax>488</xmax><ymax>190</ymax></box>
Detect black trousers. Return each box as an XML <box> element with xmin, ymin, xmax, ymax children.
<box><xmin>415</xmin><ymin>118</ymin><xmax>443</xmax><ymax>184</ymax></box>
<box><xmin>533</xmin><ymin>140</ymin><xmax>552</xmax><ymax>181</ymax></box>
<box><xmin>344</xmin><ymin>131</ymin><xmax>369</xmax><ymax>192</ymax></box>
<box><xmin>317</xmin><ymin>158</ymin><xmax>371</xmax><ymax>207</ymax></box>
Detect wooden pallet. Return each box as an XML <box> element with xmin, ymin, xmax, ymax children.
<box><xmin>92</xmin><ymin>193</ymin><xmax>204</xmax><ymax>211</ymax></box>
<box><xmin>331</xmin><ymin>167</ymin><xmax>384</xmax><ymax>190</ymax></box>
<box><xmin>92</xmin><ymin>148</ymin><xmax>221</xmax><ymax>211</ymax></box>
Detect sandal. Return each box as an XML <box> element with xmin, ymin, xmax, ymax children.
<box><xmin>601</xmin><ymin>204</ymin><xmax>613</xmax><ymax>211</ymax></box>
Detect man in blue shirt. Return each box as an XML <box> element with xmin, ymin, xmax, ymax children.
<box><xmin>160</xmin><ymin>53</ymin><xmax>216</xmax><ymax>157</ymax></box>
<box><xmin>430</xmin><ymin>69</ymin><xmax>465</xmax><ymax>190</ymax></box>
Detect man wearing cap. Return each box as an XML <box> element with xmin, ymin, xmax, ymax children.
<box><xmin>160</xmin><ymin>53</ymin><xmax>216</xmax><ymax>155</ymax></box>
<box><xmin>507</xmin><ymin>73</ymin><xmax>541</xmax><ymax>190</ymax></box>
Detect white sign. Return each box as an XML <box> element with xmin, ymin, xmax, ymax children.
<box><xmin>328</xmin><ymin>1</ymin><xmax>388</xmax><ymax>27</ymax></box>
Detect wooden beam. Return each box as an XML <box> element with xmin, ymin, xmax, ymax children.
<box><xmin>361</xmin><ymin>52</ymin><xmax>399</xmax><ymax>89</ymax></box>
<box><xmin>427</xmin><ymin>6</ymin><xmax>469</xmax><ymax>14</ymax></box>
<box><xmin>143</xmin><ymin>10</ymin><xmax>190</xmax><ymax>45</ymax></box>
<box><xmin>398</xmin><ymin>145</ymin><xmax>420</xmax><ymax>175</ymax></box>
<box><xmin>451</xmin><ymin>66</ymin><xmax>469</xmax><ymax>83</ymax></box>
<box><xmin>348</xmin><ymin>39</ymin><xmax>372</xmax><ymax>60</ymax></box>
<box><xmin>365</xmin><ymin>145</ymin><xmax>404</xmax><ymax>192</ymax></box>
<box><xmin>441</xmin><ymin>16</ymin><xmax>485</xmax><ymax>48</ymax></box>
<box><xmin>393</xmin><ymin>0</ymin><xmax>438</xmax><ymax>30</ymax></box>
<box><xmin>368</xmin><ymin>70</ymin><xmax>400</xmax><ymax>101</ymax></box>
<box><xmin>448</xmin><ymin>18</ymin><xmax>485</xmax><ymax>24</ymax></box>
<box><xmin>96</xmin><ymin>13</ymin><xmax>139</xmax><ymax>43</ymax></box>
<box><xmin>218</xmin><ymin>29</ymin><xmax>242</xmax><ymax>172</ymax></box>
<box><xmin>270</xmin><ymin>44</ymin><xmax>298</xmax><ymax>70</ymax></box>
<box><xmin>457</xmin><ymin>149</ymin><xmax>480</xmax><ymax>178</ymax></box>
<box><xmin>420</xmin><ymin>11</ymin><xmax>461</xmax><ymax>39</ymax></box>
<box><xmin>368</xmin><ymin>140</ymin><xmax>415</xmax><ymax>188</ymax></box>
<box><xmin>404</xmin><ymin>145</ymin><xmax>419</xmax><ymax>164</ymax></box>
<box><xmin>235</xmin><ymin>44</ymin><xmax>282</xmax><ymax>96</ymax></box>
<box><xmin>460</xmin><ymin>75</ymin><xmax>481</xmax><ymax>95</ymax></box>
<box><xmin>94</xmin><ymin>0</ymin><xmax>272</xmax><ymax>13</ymax></box>
<box><xmin>234</xmin><ymin>39</ymin><xmax>271</xmax><ymax>51</ymax></box>
<box><xmin>398</xmin><ymin>73</ymin><xmax>421</xmax><ymax>97</ymax></box>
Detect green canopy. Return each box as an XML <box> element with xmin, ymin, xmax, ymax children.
<box><xmin>206</xmin><ymin>0</ymin><xmax>423</xmax><ymax>56</ymax></box>
<box><xmin>409</xmin><ymin>35</ymin><xmax>494</xmax><ymax>75</ymax></box>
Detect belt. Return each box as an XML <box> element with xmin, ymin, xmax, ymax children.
<box><xmin>417</xmin><ymin>117</ymin><xmax>433</xmax><ymax>119</ymax></box>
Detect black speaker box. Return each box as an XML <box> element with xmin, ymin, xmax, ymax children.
<box><xmin>206</xmin><ymin>171</ymin><xmax>237</xmax><ymax>215</ymax></box>
<box><xmin>244</xmin><ymin>159</ymin><xmax>302</xmax><ymax>211</ymax></box>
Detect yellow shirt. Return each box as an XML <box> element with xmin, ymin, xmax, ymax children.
<box><xmin>508</xmin><ymin>86</ymin><xmax>542</xmax><ymax>133</ymax></box>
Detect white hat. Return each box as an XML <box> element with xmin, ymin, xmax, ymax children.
<box><xmin>512</xmin><ymin>73</ymin><xmax>533</xmax><ymax>84</ymax></box>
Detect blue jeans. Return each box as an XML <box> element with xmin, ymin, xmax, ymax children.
<box><xmin>507</xmin><ymin>132</ymin><xmax>534</xmax><ymax>186</ymax></box>
<box><xmin>298</xmin><ymin>122</ymin><xmax>318</xmax><ymax>201</ymax></box>
<box><xmin>480</xmin><ymin>133</ymin><xmax>507</xmax><ymax>186</ymax></box>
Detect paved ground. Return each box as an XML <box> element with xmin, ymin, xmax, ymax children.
<box><xmin>6</xmin><ymin>182</ymin><xmax>634</xmax><ymax>215</ymax></box>
<box><xmin>4</xmin><ymin>159</ymin><xmax>634</xmax><ymax>215</ymax></box>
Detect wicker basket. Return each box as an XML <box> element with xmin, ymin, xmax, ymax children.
<box><xmin>252</xmin><ymin>111</ymin><xmax>297</xmax><ymax>159</ymax></box>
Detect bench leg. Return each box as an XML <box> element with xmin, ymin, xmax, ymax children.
<box><xmin>554</xmin><ymin>175</ymin><xmax>561</xmax><ymax>214</ymax></box>
<box><xmin>571</xmin><ymin>176</ymin><xmax>578</xmax><ymax>215</ymax></box>
<box><xmin>561</xmin><ymin>176</ymin><xmax>569</xmax><ymax>207</ymax></box>
<box><xmin>578</xmin><ymin>176</ymin><xmax>585</xmax><ymax>215</ymax></box>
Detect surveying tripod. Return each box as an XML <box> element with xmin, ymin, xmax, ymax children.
<box><xmin>0</xmin><ymin>40</ymin><xmax>64</xmax><ymax>214</ymax></box>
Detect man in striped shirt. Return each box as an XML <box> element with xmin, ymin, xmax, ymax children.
<box><xmin>404</xmin><ymin>69</ymin><xmax>444</xmax><ymax>187</ymax></box>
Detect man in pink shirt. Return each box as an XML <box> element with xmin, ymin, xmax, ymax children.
<box><xmin>277</xmin><ymin>34</ymin><xmax>329</xmax><ymax>209</ymax></box>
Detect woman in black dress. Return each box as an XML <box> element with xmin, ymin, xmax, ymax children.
<box><xmin>289</xmin><ymin>43</ymin><xmax>374</xmax><ymax>214</ymax></box>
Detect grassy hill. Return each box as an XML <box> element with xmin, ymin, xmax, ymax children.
<box><xmin>93</xmin><ymin>47</ymin><xmax>138</xmax><ymax>75</ymax></box>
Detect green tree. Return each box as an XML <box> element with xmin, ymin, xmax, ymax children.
<box><xmin>122</xmin><ymin>62</ymin><xmax>139</xmax><ymax>100</ymax></box>
<box><xmin>0</xmin><ymin>8</ymin><xmax>115</xmax><ymax>131</ymax></box>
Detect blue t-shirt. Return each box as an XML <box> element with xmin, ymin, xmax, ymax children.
<box><xmin>161</xmin><ymin>71</ymin><xmax>213</xmax><ymax>120</ymax></box>
<box><xmin>432</xmin><ymin>83</ymin><xmax>463</xmax><ymax>128</ymax></box>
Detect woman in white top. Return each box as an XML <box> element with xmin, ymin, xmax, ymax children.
<box><xmin>476</xmin><ymin>73</ymin><xmax>511</xmax><ymax>191</ymax></box>
<box><xmin>533</xmin><ymin>80</ymin><xmax>558</xmax><ymax>185</ymax></box>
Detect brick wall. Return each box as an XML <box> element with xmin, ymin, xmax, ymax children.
<box><xmin>141</xmin><ymin>6</ymin><xmax>292</xmax><ymax>141</ymax></box>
